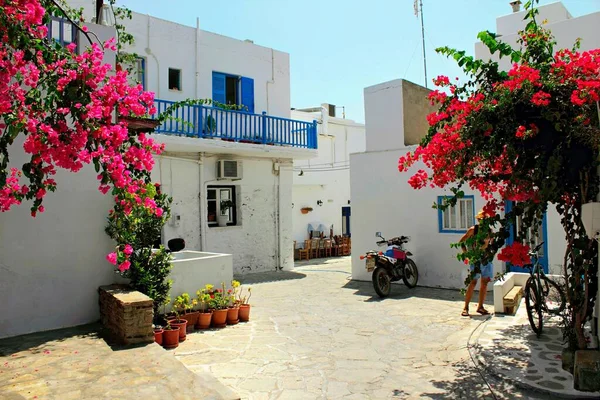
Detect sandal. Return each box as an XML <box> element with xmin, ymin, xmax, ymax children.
<box><xmin>476</xmin><ymin>307</ymin><xmax>491</xmax><ymax>315</ymax></box>
<box><xmin>461</xmin><ymin>309</ymin><xmax>469</xmax><ymax>317</ymax></box>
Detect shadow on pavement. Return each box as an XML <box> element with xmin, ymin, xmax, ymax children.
<box><xmin>342</xmin><ymin>279</ymin><xmax>494</xmax><ymax>307</ymax></box>
<box><xmin>0</xmin><ymin>323</ymin><xmax>102</xmax><ymax>357</ymax></box>
<box><xmin>420</xmin><ymin>360</ymin><xmax>551</xmax><ymax>399</ymax></box>
<box><xmin>234</xmin><ymin>270</ymin><xmax>307</xmax><ymax>285</ymax></box>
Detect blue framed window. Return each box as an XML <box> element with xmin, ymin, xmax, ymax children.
<box><xmin>437</xmin><ymin>195</ymin><xmax>475</xmax><ymax>233</ymax></box>
<box><xmin>47</xmin><ymin>16</ymin><xmax>77</xmax><ymax>50</ymax></box>
<box><xmin>212</xmin><ymin>72</ymin><xmax>254</xmax><ymax>113</ymax></box>
<box><xmin>136</xmin><ymin>57</ymin><xmax>146</xmax><ymax>90</ymax></box>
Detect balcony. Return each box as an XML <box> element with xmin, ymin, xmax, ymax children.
<box><xmin>153</xmin><ymin>99</ymin><xmax>318</xmax><ymax>150</ymax></box>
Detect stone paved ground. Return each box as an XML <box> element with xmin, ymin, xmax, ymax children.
<box><xmin>0</xmin><ymin>324</ymin><xmax>237</xmax><ymax>400</ymax></box>
<box><xmin>474</xmin><ymin>300</ymin><xmax>600</xmax><ymax>398</ymax></box>
<box><xmin>174</xmin><ymin>257</ymin><xmax>552</xmax><ymax>399</ymax></box>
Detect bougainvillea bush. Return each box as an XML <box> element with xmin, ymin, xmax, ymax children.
<box><xmin>0</xmin><ymin>0</ymin><xmax>164</xmax><ymax>272</ymax></box>
<box><xmin>398</xmin><ymin>0</ymin><xmax>599</xmax><ymax>349</ymax></box>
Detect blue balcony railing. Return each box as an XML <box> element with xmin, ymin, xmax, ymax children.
<box><xmin>153</xmin><ymin>99</ymin><xmax>318</xmax><ymax>149</ymax></box>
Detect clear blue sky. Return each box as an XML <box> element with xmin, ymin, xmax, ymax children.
<box><xmin>117</xmin><ymin>0</ymin><xmax>599</xmax><ymax>123</ymax></box>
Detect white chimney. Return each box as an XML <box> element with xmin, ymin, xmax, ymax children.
<box><xmin>99</xmin><ymin>3</ymin><xmax>111</xmax><ymax>26</ymax></box>
<box><xmin>509</xmin><ymin>0</ymin><xmax>522</xmax><ymax>13</ymax></box>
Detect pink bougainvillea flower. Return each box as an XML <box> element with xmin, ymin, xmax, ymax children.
<box><xmin>106</xmin><ymin>252</ymin><xmax>118</xmax><ymax>265</ymax></box>
<box><xmin>123</xmin><ymin>244</ymin><xmax>133</xmax><ymax>256</ymax></box>
<box><xmin>118</xmin><ymin>260</ymin><xmax>131</xmax><ymax>272</ymax></box>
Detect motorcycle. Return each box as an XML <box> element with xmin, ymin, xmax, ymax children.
<box><xmin>360</xmin><ymin>232</ymin><xmax>419</xmax><ymax>297</ymax></box>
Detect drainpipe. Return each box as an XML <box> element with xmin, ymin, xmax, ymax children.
<box><xmin>195</xmin><ymin>17</ymin><xmax>199</xmax><ymax>99</ymax></box>
<box><xmin>199</xmin><ymin>153</ymin><xmax>206</xmax><ymax>251</ymax></box>
<box><xmin>145</xmin><ymin>15</ymin><xmax>160</xmax><ymax>97</ymax></box>
<box><xmin>266</xmin><ymin>48</ymin><xmax>275</xmax><ymax>114</ymax></box>
<box><xmin>275</xmin><ymin>161</ymin><xmax>281</xmax><ymax>269</ymax></box>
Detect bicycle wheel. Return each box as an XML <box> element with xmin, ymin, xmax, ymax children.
<box><xmin>541</xmin><ymin>277</ymin><xmax>566</xmax><ymax>315</ymax></box>
<box><xmin>525</xmin><ymin>278</ymin><xmax>543</xmax><ymax>336</ymax></box>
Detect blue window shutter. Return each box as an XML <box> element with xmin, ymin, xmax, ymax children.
<box><xmin>240</xmin><ymin>77</ymin><xmax>254</xmax><ymax>113</ymax></box>
<box><xmin>212</xmin><ymin>72</ymin><xmax>226</xmax><ymax>104</ymax></box>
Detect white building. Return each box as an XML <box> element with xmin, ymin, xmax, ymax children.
<box><xmin>350</xmin><ymin>2</ymin><xmax>600</xmax><ymax>289</ymax></box>
<box><xmin>291</xmin><ymin>105</ymin><xmax>365</xmax><ymax>244</ymax></box>
<box><xmin>0</xmin><ymin>1</ymin><xmax>316</xmax><ymax>338</ymax></box>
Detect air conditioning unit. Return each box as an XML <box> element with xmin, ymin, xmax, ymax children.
<box><xmin>217</xmin><ymin>160</ymin><xmax>243</xmax><ymax>180</ymax></box>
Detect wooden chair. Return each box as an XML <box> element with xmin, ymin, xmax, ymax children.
<box><xmin>310</xmin><ymin>238</ymin><xmax>320</xmax><ymax>258</ymax></box>
<box><xmin>298</xmin><ymin>240</ymin><xmax>311</xmax><ymax>261</ymax></box>
<box><xmin>318</xmin><ymin>239</ymin><xmax>326</xmax><ymax>257</ymax></box>
<box><xmin>323</xmin><ymin>239</ymin><xmax>332</xmax><ymax>257</ymax></box>
<box><xmin>332</xmin><ymin>236</ymin><xmax>342</xmax><ymax>257</ymax></box>
<box><xmin>339</xmin><ymin>236</ymin><xmax>350</xmax><ymax>256</ymax></box>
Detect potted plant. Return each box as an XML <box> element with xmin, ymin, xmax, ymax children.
<box><xmin>153</xmin><ymin>324</ymin><xmax>164</xmax><ymax>345</ymax></box>
<box><xmin>170</xmin><ymin>297</ymin><xmax>188</xmax><ymax>342</ymax></box>
<box><xmin>209</xmin><ymin>283</ymin><xmax>229</xmax><ymax>328</ymax></box>
<box><xmin>218</xmin><ymin>200</ymin><xmax>235</xmax><ymax>227</ymax></box>
<box><xmin>226</xmin><ymin>280</ymin><xmax>240</xmax><ymax>325</ymax></box>
<box><xmin>162</xmin><ymin>320</ymin><xmax>180</xmax><ymax>349</ymax></box>
<box><xmin>300</xmin><ymin>207</ymin><xmax>313</xmax><ymax>214</ymax></box>
<box><xmin>238</xmin><ymin>286</ymin><xmax>252</xmax><ymax>322</ymax></box>
<box><xmin>174</xmin><ymin>292</ymin><xmax>198</xmax><ymax>332</ymax></box>
<box><xmin>195</xmin><ymin>284</ymin><xmax>213</xmax><ymax>329</ymax></box>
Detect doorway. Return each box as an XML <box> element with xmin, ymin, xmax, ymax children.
<box><xmin>505</xmin><ymin>201</ymin><xmax>548</xmax><ymax>273</ymax></box>
<box><xmin>342</xmin><ymin>206</ymin><xmax>351</xmax><ymax>237</ymax></box>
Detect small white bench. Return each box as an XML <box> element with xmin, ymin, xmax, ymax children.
<box><xmin>493</xmin><ymin>272</ymin><xmax>529</xmax><ymax>314</ymax></box>
<box><xmin>493</xmin><ymin>271</ymin><xmax>565</xmax><ymax>314</ymax></box>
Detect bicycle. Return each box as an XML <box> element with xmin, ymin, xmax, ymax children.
<box><xmin>524</xmin><ymin>242</ymin><xmax>566</xmax><ymax>336</ymax></box>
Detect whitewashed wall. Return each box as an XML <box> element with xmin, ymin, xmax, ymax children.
<box><xmin>121</xmin><ymin>12</ymin><xmax>291</xmax><ymax>119</ymax></box>
<box><xmin>153</xmin><ymin>154</ymin><xmax>294</xmax><ymax>274</ymax></box>
<box><xmin>350</xmin><ymin>149</ymin><xmax>502</xmax><ymax>289</ymax></box>
<box><xmin>291</xmin><ymin>110</ymin><xmax>365</xmax><ymax>243</ymax></box>
<box><xmin>475</xmin><ymin>5</ymin><xmax>600</xmax><ymax>71</ymax></box>
<box><xmin>0</xmin><ymin>138</ymin><xmax>116</xmax><ymax>339</ymax></box>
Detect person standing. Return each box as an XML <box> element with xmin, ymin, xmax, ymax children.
<box><xmin>460</xmin><ymin>210</ymin><xmax>493</xmax><ymax>316</ymax></box>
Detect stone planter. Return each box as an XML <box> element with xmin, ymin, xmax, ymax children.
<box><xmin>562</xmin><ymin>348</ymin><xmax>575</xmax><ymax>374</ymax></box>
<box><xmin>574</xmin><ymin>350</ymin><xmax>600</xmax><ymax>392</ymax></box>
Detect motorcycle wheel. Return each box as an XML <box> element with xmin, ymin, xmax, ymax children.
<box><xmin>372</xmin><ymin>266</ymin><xmax>391</xmax><ymax>298</ymax></box>
<box><xmin>402</xmin><ymin>259</ymin><xmax>419</xmax><ymax>288</ymax></box>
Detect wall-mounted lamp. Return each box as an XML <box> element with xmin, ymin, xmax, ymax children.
<box><xmin>347</xmin><ymin>200</ymin><xmax>351</xmax><ymax>205</ymax></box>
<box><xmin>292</xmin><ymin>203</ymin><xmax>294</xmax><ymax>208</ymax></box>
<box><xmin>298</xmin><ymin>170</ymin><xmax>304</xmax><ymax>176</ymax></box>
<box><xmin>317</xmin><ymin>200</ymin><xmax>323</xmax><ymax>206</ymax></box>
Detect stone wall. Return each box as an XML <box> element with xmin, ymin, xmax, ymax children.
<box><xmin>98</xmin><ymin>285</ymin><xmax>154</xmax><ymax>345</ymax></box>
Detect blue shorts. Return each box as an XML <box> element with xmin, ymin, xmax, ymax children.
<box><xmin>470</xmin><ymin>262</ymin><xmax>493</xmax><ymax>280</ymax></box>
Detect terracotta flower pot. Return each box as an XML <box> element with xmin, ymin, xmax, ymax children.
<box><xmin>227</xmin><ymin>306</ymin><xmax>240</xmax><ymax>325</ymax></box>
<box><xmin>162</xmin><ymin>327</ymin><xmax>180</xmax><ymax>349</ymax></box>
<box><xmin>154</xmin><ymin>328</ymin><xmax>164</xmax><ymax>345</ymax></box>
<box><xmin>238</xmin><ymin>304</ymin><xmax>251</xmax><ymax>322</ymax></box>
<box><xmin>183</xmin><ymin>311</ymin><xmax>199</xmax><ymax>332</ymax></box>
<box><xmin>195</xmin><ymin>311</ymin><xmax>212</xmax><ymax>329</ymax></box>
<box><xmin>170</xmin><ymin>319</ymin><xmax>187</xmax><ymax>342</ymax></box>
<box><xmin>212</xmin><ymin>309</ymin><xmax>228</xmax><ymax>328</ymax></box>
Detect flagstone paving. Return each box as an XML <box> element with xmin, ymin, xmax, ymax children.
<box><xmin>174</xmin><ymin>257</ymin><xmax>553</xmax><ymax>399</ymax></box>
<box><xmin>0</xmin><ymin>324</ymin><xmax>237</xmax><ymax>400</ymax></box>
<box><xmin>473</xmin><ymin>299</ymin><xmax>600</xmax><ymax>398</ymax></box>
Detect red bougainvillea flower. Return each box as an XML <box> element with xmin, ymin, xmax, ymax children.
<box><xmin>531</xmin><ymin>90</ymin><xmax>551</xmax><ymax>106</ymax></box>
<box><xmin>497</xmin><ymin>243</ymin><xmax>531</xmax><ymax>266</ymax></box>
